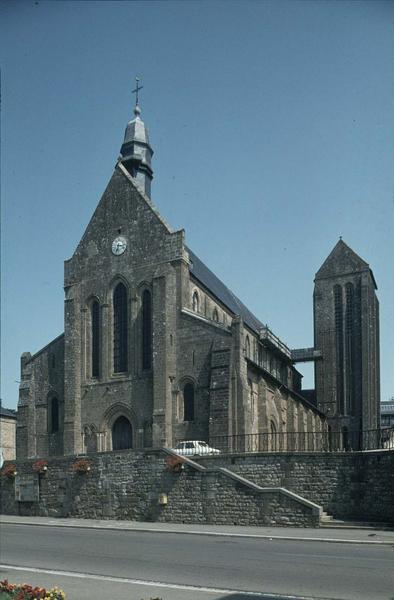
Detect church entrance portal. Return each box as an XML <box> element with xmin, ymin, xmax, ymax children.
<box><xmin>112</xmin><ymin>416</ymin><xmax>133</xmax><ymax>450</ymax></box>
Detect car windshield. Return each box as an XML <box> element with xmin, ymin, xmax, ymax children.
<box><xmin>199</xmin><ymin>442</ymin><xmax>208</xmax><ymax>447</ymax></box>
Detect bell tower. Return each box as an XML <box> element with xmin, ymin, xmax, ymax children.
<box><xmin>314</xmin><ymin>239</ymin><xmax>380</xmax><ymax>438</ymax></box>
<box><xmin>119</xmin><ymin>78</ymin><xmax>154</xmax><ymax>198</ymax></box>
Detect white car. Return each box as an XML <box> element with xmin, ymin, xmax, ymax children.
<box><xmin>172</xmin><ymin>440</ymin><xmax>221</xmax><ymax>456</ymax></box>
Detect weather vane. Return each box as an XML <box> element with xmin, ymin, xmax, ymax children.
<box><xmin>132</xmin><ymin>77</ymin><xmax>143</xmax><ymax>107</ymax></box>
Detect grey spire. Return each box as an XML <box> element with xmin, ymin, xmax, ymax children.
<box><xmin>119</xmin><ymin>80</ymin><xmax>154</xmax><ymax>197</ymax></box>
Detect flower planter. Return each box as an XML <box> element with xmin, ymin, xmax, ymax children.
<box><xmin>32</xmin><ymin>460</ymin><xmax>48</xmax><ymax>475</ymax></box>
<box><xmin>1</xmin><ymin>464</ymin><xmax>17</xmax><ymax>479</ymax></box>
<box><xmin>72</xmin><ymin>459</ymin><xmax>91</xmax><ymax>474</ymax></box>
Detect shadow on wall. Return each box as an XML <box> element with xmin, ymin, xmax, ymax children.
<box><xmin>144</xmin><ymin>459</ymin><xmax>187</xmax><ymax>522</ymax></box>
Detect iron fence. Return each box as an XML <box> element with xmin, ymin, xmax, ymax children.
<box><xmin>175</xmin><ymin>427</ymin><xmax>394</xmax><ymax>456</ymax></box>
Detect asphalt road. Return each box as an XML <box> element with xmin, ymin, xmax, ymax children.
<box><xmin>1</xmin><ymin>523</ymin><xmax>393</xmax><ymax>600</ymax></box>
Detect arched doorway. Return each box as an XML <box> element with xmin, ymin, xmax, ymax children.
<box><xmin>112</xmin><ymin>416</ymin><xmax>133</xmax><ymax>450</ymax></box>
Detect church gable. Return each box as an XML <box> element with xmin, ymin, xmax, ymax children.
<box><xmin>65</xmin><ymin>163</ymin><xmax>183</xmax><ymax>286</ymax></box>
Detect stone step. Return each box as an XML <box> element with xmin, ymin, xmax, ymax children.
<box><xmin>320</xmin><ymin>511</ymin><xmax>334</xmax><ymax>522</ymax></box>
<box><xmin>320</xmin><ymin>520</ymin><xmax>394</xmax><ymax>530</ymax></box>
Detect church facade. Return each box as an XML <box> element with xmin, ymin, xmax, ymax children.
<box><xmin>16</xmin><ymin>101</ymin><xmax>380</xmax><ymax>459</ymax></box>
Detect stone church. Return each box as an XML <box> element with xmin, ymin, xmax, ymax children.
<box><xmin>16</xmin><ymin>99</ymin><xmax>380</xmax><ymax>459</ymax></box>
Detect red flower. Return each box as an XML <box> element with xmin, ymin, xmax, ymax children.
<box><xmin>165</xmin><ymin>455</ymin><xmax>185</xmax><ymax>472</ymax></box>
<box><xmin>72</xmin><ymin>458</ymin><xmax>91</xmax><ymax>473</ymax></box>
<box><xmin>1</xmin><ymin>463</ymin><xmax>17</xmax><ymax>478</ymax></box>
<box><xmin>32</xmin><ymin>459</ymin><xmax>48</xmax><ymax>474</ymax></box>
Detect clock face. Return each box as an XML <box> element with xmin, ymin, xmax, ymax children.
<box><xmin>111</xmin><ymin>236</ymin><xmax>127</xmax><ymax>256</ymax></box>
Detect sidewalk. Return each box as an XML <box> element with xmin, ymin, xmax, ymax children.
<box><xmin>2</xmin><ymin>514</ymin><xmax>394</xmax><ymax>545</ymax></box>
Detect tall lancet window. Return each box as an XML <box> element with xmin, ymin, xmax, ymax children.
<box><xmin>183</xmin><ymin>383</ymin><xmax>195</xmax><ymax>422</ymax></box>
<box><xmin>142</xmin><ymin>289</ymin><xmax>152</xmax><ymax>370</ymax></box>
<box><xmin>91</xmin><ymin>300</ymin><xmax>100</xmax><ymax>378</ymax></box>
<box><xmin>345</xmin><ymin>282</ymin><xmax>355</xmax><ymax>414</ymax></box>
<box><xmin>51</xmin><ymin>397</ymin><xmax>59</xmax><ymax>433</ymax></box>
<box><xmin>113</xmin><ymin>282</ymin><xmax>128</xmax><ymax>373</ymax></box>
<box><xmin>334</xmin><ymin>284</ymin><xmax>344</xmax><ymax>414</ymax></box>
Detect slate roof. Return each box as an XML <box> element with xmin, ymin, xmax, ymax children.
<box><xmin>186</xmin><ymin>246</ymin><xmax>265</xmax><ymax>335</ymax></box>
<box><xmin>0</xmin><ymin>406</ymin><xmax>17</xmax><ymax>419</ymax></box>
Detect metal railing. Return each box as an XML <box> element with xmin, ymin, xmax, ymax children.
<box><xmin>259</xmin><ymin>326</ymin><xmax>292</xmax><ymax>359</ymax></box>
<box><xmin>175</xmin><ymin>427</ymin><xmax>394</xmax><ymax>456</ymax></box>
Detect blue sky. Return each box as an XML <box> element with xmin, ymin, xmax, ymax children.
<box><xmin>1</xmin><ymin>0</ymin><xmax>393</xmax><ymax>409</ymax></box>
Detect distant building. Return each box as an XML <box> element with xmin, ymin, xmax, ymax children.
<box><xmin>0</xmin><ymin>406</ymin><xmax>17</xmax><ymax>461</ymax></box>
<box><xmin>381</xmin><ymin>399</ymin><xmax>394</xmax><ymax>428</ymax></box>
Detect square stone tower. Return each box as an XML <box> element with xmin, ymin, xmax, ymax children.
<box><xmin>314</xmin><ymin>240</ymin><xmax>380</xmax><ymax>442</ymax></box>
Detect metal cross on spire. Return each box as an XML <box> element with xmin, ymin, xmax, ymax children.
<box><xmin>132</xmin><ymin>77</ymin><xmax>143</xmax><ymax>107</ymax></box>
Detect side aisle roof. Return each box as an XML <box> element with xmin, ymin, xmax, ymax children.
<box><xmin>186</xmin><ymin>246</ymin><xmax>265</xmax><ymax>335</ymax></box>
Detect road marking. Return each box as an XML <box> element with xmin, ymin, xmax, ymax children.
<box><xmin>0</xmin><ymin>564</ymin><xmax>338</xmax><ymax>600</ymax></box>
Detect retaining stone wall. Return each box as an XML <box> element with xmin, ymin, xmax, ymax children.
<box><xmin>199</xmin><ymin>450</ymin><xmax>394</xmax><ymax>523</ymax></box>
<box><xmin>1</xmin><ymin>450</ymin><xmax>393</xmax><ymax>526</ymax></box>
<box><xmin>0</xmin><ymin>450</ymin><xmax>317</xmax><ymax>527</ymax></box>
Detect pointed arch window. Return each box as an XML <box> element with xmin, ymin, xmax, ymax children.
<box><xmin>245</xmin><ymin>335</ymin><xmax>251</xmax><ymax>358</ymax></box>
<box><xmin>212</xmin><ymin>308</ymin><xmax>219</xmax><ymax>322</ymax></box>
<box><xmin>142</xmin><ymin>289</ymin><xmax>152</xmax><ymax>370</ymax></box>
<box><xmin>112</xmin><ymin>416</ymin><xmax>133</xmax><ymax>450</ymax></box>
<box><xmin>50</xmin><ymin>397</ymin><xmax>59</xmax><ymax>433</ymax></box>
<box><xmin>334</xmin><ymin>284</ymin><xmax>344</xmax><ymax>413</ymax></box>
<box><xmin>183</xmin><ymin>382</ymin><xmax>195</xmax><ymax>422</ymax></box>
<box><xmin>270</xmin><ymin>420</ymin><xmax>278</xmax><ymax>451</ymax></box>
<box><xmin>91</xmin><ymin>300</ymin><xmax>100</xmax><ymax>378</ymax></box>
<box><xmin>113</xmin><ymin>282</ymin><xmax>128</xmax><ymax>373</ymax></box>
<box><xmin>345</xmin><ymin>282</ymin><xmax>355</xmax><ymax>414</ymax></box>
<box><xmin>192</xmin><ymin>291</ymin><xmax>199</xmax><ymax>313</ymax></box>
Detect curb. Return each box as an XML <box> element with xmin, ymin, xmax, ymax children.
<box><xmin>2</xmin><ymin>518</ymin><xmax>394</xmax><ymax>546</ymax></box>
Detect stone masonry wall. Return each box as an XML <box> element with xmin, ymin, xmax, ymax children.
<box><xmin>0</xmin><ymin>450</ymin><xmax>317</xmax><ymax>527</ymax></box>
<box><xmin>199</xmin><ymin>450</ymin><xmax>394</xmax><ymax>523</ymax></box>
<box><xmin>1</xmin><ymin>449</ymin><xmax>393</xmax><ymax>526</ymax></box>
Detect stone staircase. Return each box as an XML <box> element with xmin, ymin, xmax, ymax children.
<box><xmin>163</xmin><ymin>448</ymin><xmax>323</xmax><ymax>526</ymax></box>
